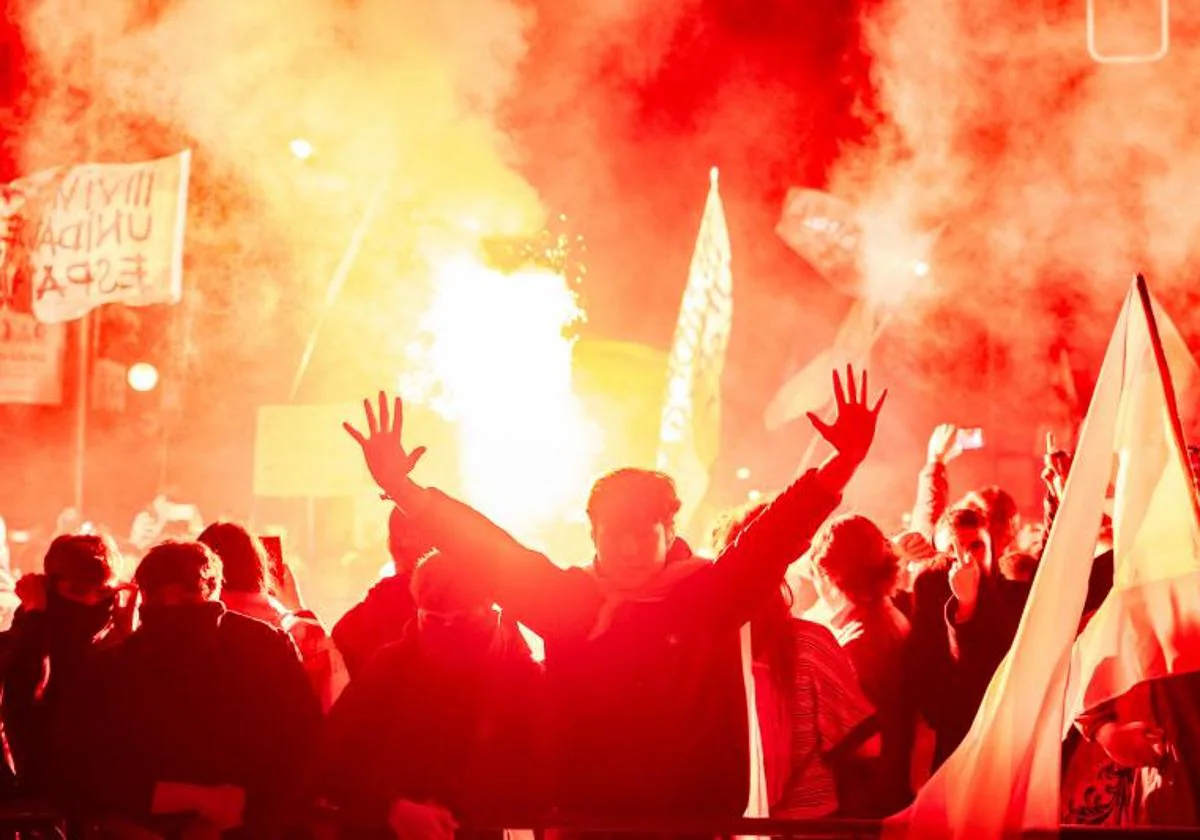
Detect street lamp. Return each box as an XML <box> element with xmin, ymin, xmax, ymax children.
<box><xmin>128</xmin><ymin>362</ymin><xmax>160</xmax><ymax>393</ymax></box>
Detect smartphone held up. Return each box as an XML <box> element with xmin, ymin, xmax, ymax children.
<box><xmin>956</xmin><ymin>427</ymin><xmax>985</xmax><ymax>452</ymax></box>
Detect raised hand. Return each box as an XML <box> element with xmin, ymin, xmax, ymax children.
<box><xmin>833</xmin><ymin>619</ymin><xmax>866</xmax><ymax>647</ymax></box>
<box><xmin>807</xmin><ymin>365</ymin><xmax>887</xmax><ymax>465</ymax></box>
<box><xmin>948</xmin><ymin>554</ymin><xmax>982</xmax><ymax>622</ymax></box>
<box><xmin>276</xmin><ymin>562</ymin><xmax>306</xmax><ymax>613</ymax></box>
<box><xmin>1041</xmin><ymin>431</ymin><xmax>1072</xmax><ymax>502</ymax></box>
<box><xmin>927</xmin><ymin>424</ymin><xmax>963</xmax><ymax>466</ymax></box>
<box><xmin>344</xmin><ymin>392</ymin><xmax>427</xmax><ymax>496</ymax></box>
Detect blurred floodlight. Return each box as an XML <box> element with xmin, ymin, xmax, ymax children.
<box><xmin>128</xmin><ymin>362</ymin><xmax>160</xmax><ymax>393</ymax></box>
<box><xmin>289</xmin><ymin>138</ymin><xmax>315</xmax><ymax>160</ymax></box>
<box><xmin>735</xmin><ymin>467</ymin><xmax>752</xmax><ymax>481</ymax></box>
<box><xmin>912</xmin><ymin>260</ymin><xmax>930</xmax><ymax>277</ymax></box>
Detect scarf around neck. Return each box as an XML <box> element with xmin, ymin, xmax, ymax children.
<box><xmin>583</xmin><ymin>538</ymin><xmax>710</xmax><ymax>640</ymax></box>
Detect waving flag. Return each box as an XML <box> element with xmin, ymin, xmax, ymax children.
<box><xmin>775</xmin><ymin>188</ymin><xmax>862</xmax><ymax>292</ymax></box>
<box><xmin>657</xmin><ymin>168</ymin><xmax>733</xmax><ymax>533</ymax></box>
<box><xmin>894</xmin><ymin>276</ymin><xmax>1200</xmax><ymax>838</ymax></box>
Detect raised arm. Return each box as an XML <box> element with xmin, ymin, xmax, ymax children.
<box><xmin>910</xmin><ymin>425</ymin><xmax>959</xmax><ymax>539</ymax></box>
<box><xmin>667</xmin><ymin>366</ymin><xmax>886</xmax><ymax>631</ymax></box>
<box><xmin>1041</xmin><ymin>431</ymin><xmax>1072</xmax><ymax>534</ymax></box>
<box><xmin>344</xmin><ymin>394</ymin><xmax>601</xmax><ymax>640</ymax></box>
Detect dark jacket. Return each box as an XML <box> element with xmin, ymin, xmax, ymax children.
<box><xmin>50</xmin><ymin>602</ymin><xmax>323</xmax><ymax>831</ymax></box>
<box><xmin>404</xmin><ymin>469</ymin><xmax>842</xmax><ymax>819</ymax></box>
<box><xmin>333</xmin><ymin>573</ymin><xmax>416</xmax><ymax>679</ymax></box>
<box><xmin>908</xmin><ymin>566</ymin><xmax>1029</xmax><ymax>768</ymax></box>
<box><xmin>839</xmin><ymin>598</ymin><xmax>914</xmax><ymax>817</ymax></box>
<box><xmin>0</xmin><ymin>595</ymin><xmax>119</xmax><ymax>798</ymax></box>
<box><xmin>323</xmin><ymin>619</ymin><xmax>543</xmax><ymax>828</ymax></box>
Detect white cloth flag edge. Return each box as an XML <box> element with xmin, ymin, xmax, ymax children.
<box><xmin>892</xmin><ymin>277</ymin><xmax>1199</xmax><ymax>838</ymax></box>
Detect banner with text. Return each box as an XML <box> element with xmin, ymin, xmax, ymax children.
<box><xmin>0</xmin><ymin>151</ymin><xmax>191</xmax><ymax>324</ymax></box>
<box><xmin>0</xmin><ymin>309</ymin><xmax>66</xmax><ymax>404</ymax></box>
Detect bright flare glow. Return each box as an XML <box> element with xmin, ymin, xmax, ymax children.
<box><xmin>127</xmin><ymin>362</ymin><xmax>160</xmax><ymax>393</ymax></box>
<box><xmin>413</xmin><ymin>256</ymin><xmax>597</xmax><ymax>544</ymax></box>
<box><xmin>289</xmin><ymin>138</ymin><xmax>314</xmax><ymax>160</ymax></box>
<box><xmin>735</xmin><ymin>467</ymin><xmax>751</xmax><ymax>481</ymax></box>
<box><xmin>913</xmin><ymin>260</ymin><xmax>930</xmax><ymax>277</ymax></box>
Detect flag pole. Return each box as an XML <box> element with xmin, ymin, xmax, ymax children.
<box><xmin>1134</xmin><ymin>273</ymin><xmax>1200</xmax><ymax>524</ymax></box>
<box><xmin>288</xmin><ymin>178</ymin><xmax>388</xmax><ymax>403</ymax></box>
<box><xmin>72</xmin><ymin>310</ymin><xmax>91</xmax><ymax>513</ymax></box>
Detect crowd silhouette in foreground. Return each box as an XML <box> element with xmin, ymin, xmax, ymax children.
<box><xmin>1</xmin><ymin>366</ymin><xmax>1199</xmax><ymax>838</ymax></box>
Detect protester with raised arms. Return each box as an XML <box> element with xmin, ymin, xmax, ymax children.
<box><xmin>344</xmin><ymin>367</ymin><xmax>885</xmax><ymax>822</ymax></box>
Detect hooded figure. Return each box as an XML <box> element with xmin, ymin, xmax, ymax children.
<box><xmin>51</xmin><ymin>541</ymin><xmax>322</xmax><ymax>836</ymax></box>
<box><xmin>324</xmin><ymin>551</ymin><xmax>544</xmax><ymax>838</ymax></box>
<box><xmin>0</xmin><ymin>534</ymin><xmax>127</xmax><ymax>799</ymax></box>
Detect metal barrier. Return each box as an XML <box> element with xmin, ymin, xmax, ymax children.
<box><xmin>1</xmin><ymin>806</ymin><xmax>1198</xmax><ymax>839</ymax></box>
<box><xmin>0</xmin><ymin>802</ymin><xmax>68</xmax><ymax>837</ymax></box>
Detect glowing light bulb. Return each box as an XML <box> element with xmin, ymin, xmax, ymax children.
<box><xmin>289</xmin><ymin>138</ymin><xmax>314</xmax><ymax>160</ymax></box>
<box><xmin>127</xmin><ymin>362</ymin><xmax>159</xmax><ymax>393</ymax></box>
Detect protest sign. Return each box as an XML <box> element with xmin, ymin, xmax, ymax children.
<box><xmin>89</xmin><ymin>357</ymin><xmax>128</xmax><ymax>413</ymax></box>
<box><xmin>0</xmin><ymin>151</ymin><xmax>191</xmax><ymax>324</ymax></box>
<box><xmin>0</xmin><ymin>308</ymin><xmax>66</xmax><ymax>404</ymax></box>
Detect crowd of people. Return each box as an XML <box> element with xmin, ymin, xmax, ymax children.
<box><xmin>0</xmin><ymin>366</ymin><xmax>1197</xmax><ymax>838</ymax></box>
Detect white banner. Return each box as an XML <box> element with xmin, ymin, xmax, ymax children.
<box><xmin>0</xmin><ymin>151</ymin><xmax>191</xmax><ymax>324</ymax></box>
<box><xmin>0</xmin><ymin>309</ymin><xmax>66</xmax><ymax>404</ymax></box>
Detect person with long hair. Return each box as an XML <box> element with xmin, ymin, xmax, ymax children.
<box><xmin>713</xmin><ymin>504</ymin><xmax>876</xmax><ymax>819</ymax></box>
<box><xmin>805</xmin><ymin>513</ymin><xmax>914</xmax><ymax>816</ymax></box>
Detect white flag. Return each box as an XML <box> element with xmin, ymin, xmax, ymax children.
<box><xmin>775</xmin><ymin>188</ymin><xmax>861</xmax><ymax>292</ymax></box>
<box><xmin>893</xmin><ymin>276</ymin><xmax>1200</xmax><ymax>837</ymax></box>
<box><xmin>657</xmin><ymin>168</ymin><xmax>733</xmax><ymax>531</ymax></box>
